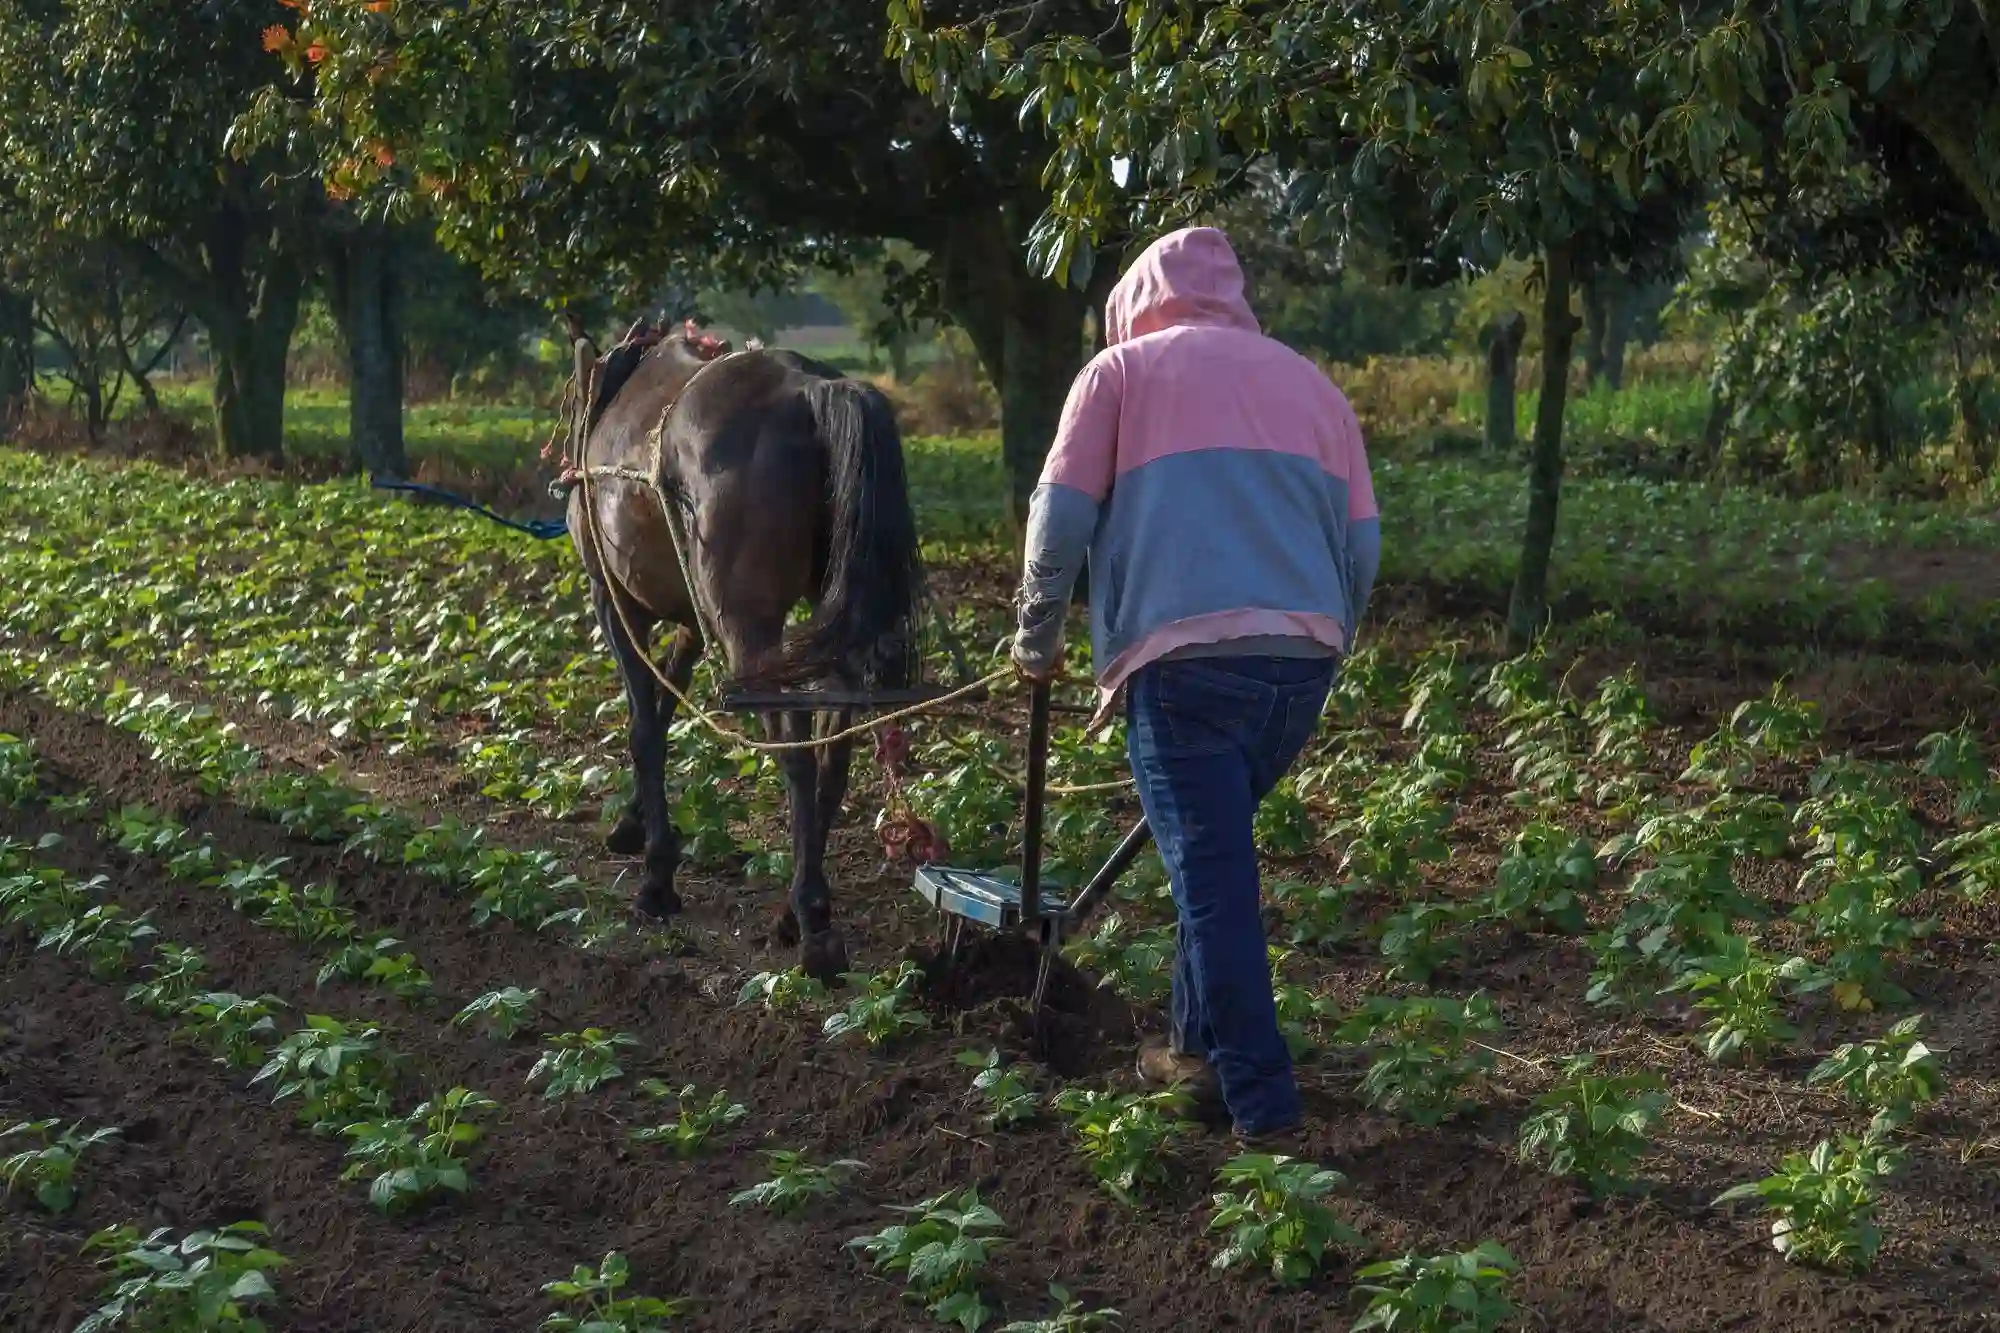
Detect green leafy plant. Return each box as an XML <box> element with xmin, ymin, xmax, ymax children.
<box><xmin>1714</xmin><ymin>1135</ymin><xmax>1901</xmax><ymax>1271</ymax></box>
<box><xmin>1335</xmin><ymin>995</ymin><xmax>1500</xmax><ymax>1127</ymax></box>
<box><xmin>251</xmin><ymin>1015</ymin><xmax>395</xmax><ymax>1135</ymax></box>
<box><xmin>846</xmin><ymin>1188</ymin><xmax>1007</xmax><ymax>1331</ymax></box>
<box><xmin>1</xmin><ymin>1118</ymin><xmax>120</xmax><ymax>1213</ymax></box>
<box><xmin>76</xmin><ymin>1221</ymin><xmax>288</xmax><ymax>1333</ymax></box>
<box><xmin>727</xmin><ymin>1148</ymin><xmax>864</xmax><ymax>1215</ymax></box>
<box><xmin>1935</xmin><ymin>821</ymin><xmax>2000</xmax><ymax>903</ymax></box>
<box><xmin>822</xmin><ymin>961</ymin><xmax>931</xmax><ymax>1047</ymax></box>
<box><xmin>1665</xmin><ymin>937</ymin><xmax>1799</xmax><ymax>1063</ymax></box>
<box><xmin>314</xmin><ymin>932</ymin><xmax>433</xmax><ymax>1001</ymax></box>
<box><xmin>1050</xmin><ymin>1087</ymin><xmax>1192</xmax><ymax>1203</ymax></box>
<box><xmin>957</xmin><ymin>1049</ymin><xmax>1038</xmax><ymax>1129</ymax></box>
<box><xmin>175</xmin><ymin>992</ymin><xmax>287</xmax><ymax>1069</ymax></box>
<box><xmin>452</xmin><ymin>986</ymin><xmax>541</xmax><ymax>1039</ymax></box>
<box><xmin>38</xmin><ymin>903</ymin><xmax>158</xmax><ymax>980</ymax></box>
<box><xmin>0</xmin><ymin>732</ymin><xmax>38</xmax><ymax>804</ymax></box>
<box><xmin>1481</xmin><ymin>823</ymin><xmax>1596</xmax><ymax>933</ymax></box>
<box><xmin>1270</xmin><ymin>878</ymin><xmax>1356</xmax><ymax>947</ymax></box>
<box><xmin>1516</xmin><ymin>1055</ymin><xmax>1668</xmax><ymax>1193</ymax></box>
<box><xmin>124</xmin><ymin>944</ymin><xmax>210</xmax><ymax>1017</ymax></box>
<box><xmin>1352</xmin><ymin>1243</ymin><xmax>1518</xmax><ymax>1333</ymax></box>
<box><xmin>1917</xmin><ymin>725</ymin><xmax>1994</xmax><ymax>821</ymax></box>
<box><xmin>1061</xmin><ymin>913</ymin><xmax>1175</xmax><ymax>1005</ymax></box>
<box><xmin>1207</xmin><ymin>1153</ymin><xmax>1362</xmax><ymax>1285</ymax></box>
<box><xmin>736</xmin><ymin>966</ymin><xmax>829</xmax><ymax>1012</ymax></box>
<box><xmin>1375</xmin><ymin>900</ymin><xmax>1468</xmax><ymax>984</ymax></box>
<box><xmin>1331</xmin><ymin>770</ymin><xmax>1453</xmax><ymax>892</ymax></box>
<box><xmin>629</xmin><ymin>1082</ymin><xmax>747</xmax><ymax>1156</ymax></box>
<box><xmin>539</xmin><ymin>1251</ymin><xmax>691</xmax><ymax>1331</ymax></box>
<box><xmin>529</xmin><ymin>1028</ymin><xmax>638</xmax><ymax>1099</ymax></box>
<box><xmin>1807</xmin><ymin>1016</ymin><xmax>1943</xmax><ymax>1134</ymax></box>
<box><xmin>340</xmin><ymin>1087</ymin><xmax>496</xmax><ymax>1215</ymax></box>
<box><xmin>996</xmin><ymin>1286</ymin><xmax>1122</xmax><ymax>1333</ymax></box>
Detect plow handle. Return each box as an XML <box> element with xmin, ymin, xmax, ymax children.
<box><xmin>1062</xmin><ymin>820</ymin><xmax>1152</xmax><ymax>934</ymax></box>
<box><xmin>1020</xmin><ymin>680</ymin><xmax>1051</xmax><ymax>924</ymax></box>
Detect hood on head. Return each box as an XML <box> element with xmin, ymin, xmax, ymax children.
<box><xmin>1103</xmin><ymin>226</ymin><xmax>1260</xmax><ymax>346</ymax></box>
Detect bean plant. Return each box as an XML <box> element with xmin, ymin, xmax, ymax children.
<box><xmin>452</xmin><ymin>986</ymin><xmax>542</xmax><ymax>1039</ymax></box>
<box><xmin>1352</xmin><ymin>1243</ymin><xmax>1517</xmax><ymax>1333</ymax></box>
<box><xmin>728</xmin><ymin>1148</ymin><xmax>864</xmax><ymax>1215</ymax></box>
<box><xmin>340</xmin><ymin>1087</ymin><xmax>497</xmax><ymax>1215</ymax></box>
<box><xmin>958</xmin><ymin>1049</ymin><xmax>1038</xmax><ymax>1129</ymax></box>
<box><xmin>1714</xmin><ymin>1135</ymin><xmax>1901</xmax><ymax>1271</ymax></box>
<box><xmin>77</xmin><ymin>1221</ymin><xmax>288</xmax><ymax>1333</ymax></box>
<box><xmin>252</xmin><ymin>1015</ymin><xmax>396</xmax><ymax>1135</ymax></box>
<box><xmin>1665</xmin><ymin>937</ymin><xmax>1800</xmax><ymax>1063</ymax></box>
<box><xmin>530</xmin><ymin>1029</ymin><xmax>638</xmax><ymax>1099</ymax></box>
<box><xmin>539</xmin><ymin>1251</ymin><xmax>691</xmax><ymax>1332</ymax></box>
<box><xmin>996</xmin><ymin>1287</ymin><xmax>1123</xmax><ymax>1333</ymax></box>
<box><xmin>1051</xmin><ymin>1087</ymin><xmax>1192</xmax><ymax>1203</ymax></box>
<box><xmin>1</xmin><ymin>1118</ymin><xmax>120</xmax><ymax>1214</ymax></box>
<box><xmin>736</xmin><ymin>966</ymin><xmax>829</xmax><ymax>1012</ymax></box>
<box><xmin>847</xmin><ymin>1189</ymin><xmax>1007</xmax><ymax>1331</ymax></box>
<box><xmin>629</xmin><ymin>1081</ymin><xmax>747</xmax><ymax>1156</ymax></box>
<box><xmin>822</xmin><ymin>962</ymin><xmax>931</xmax><ymax>1047</ymax></box>
<box><xmin>1516</xmin><ymin>1056</ymin><xmax>1668</xmax><ymax>1193</ymax></box>
<box><xmin>176</xmin><ymin>992</ymin><xmax>287</xmax><ymax>1069</ymax></box>
<box><xmin>125</xmin><ymin>944</ymin><xmax>210</xmax><ymax>1017</ymax></box>
<box><xmin>1335</xmin><ymin>995</ymin><xmax>1500</xmax><ymax>1127</ymax></box>
<box><xmin>1207</xmin><ymin>1154</ymin><xmax>1362</xmax><ymax>1286</ymax></box>
<box><xmin>1807</xmin><ymin>1016</ymin><xmax>1943</xmax><ymax>1134</ymax></box>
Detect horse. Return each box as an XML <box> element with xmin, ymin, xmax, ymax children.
<box><xmin>563</xmin><ymin>322</ymin><xmax>925</xmax><ymax>979</ymax></box>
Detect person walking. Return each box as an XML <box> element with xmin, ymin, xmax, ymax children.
<box><xmin>1011</xmin><ymin>226</ymin><xmax>1380</xmax><ymax>1140</ymax></box>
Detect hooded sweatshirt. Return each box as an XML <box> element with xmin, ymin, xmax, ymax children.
<box><xmin>1014</xmin><ymin>226</ymin><xmax>1381</xmax><ymax>707</ymax></box>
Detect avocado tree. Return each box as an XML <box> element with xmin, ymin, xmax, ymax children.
<box><xmin>244</xmin><ymin>0</ymin><xmax>1129</xmax><ymax>518</ymax></box>
<box><xmin>0</xmin><ymin>0</ymin><xmax>322</xmax><ymax>460</ymax></box>
<box><xmin>892</xmin><ymin>0</ymin><xmax>1700</xmax><ymax>644</ymax></box>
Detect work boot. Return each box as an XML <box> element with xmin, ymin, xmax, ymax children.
<box><xmin>1136</xmin><ymin>1038</ymin><xmax>1226</xmax><ymax>1123</ymax></box>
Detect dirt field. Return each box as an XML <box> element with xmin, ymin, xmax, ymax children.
<box><xmin>4</xmin><ymin>461</ymin><xmax>2000</xmax><ymax>1330</ymax></box>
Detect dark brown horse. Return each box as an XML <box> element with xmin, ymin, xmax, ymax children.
<box><xmin>564</xmin><ymin>325</ymin><xmax>924</xmax><ymax>978</ymax></box>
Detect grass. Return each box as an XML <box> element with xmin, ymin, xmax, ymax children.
<box><xmin>106</xmin><ymin>371</ymin><xmax>2000</xmax><ymax>654</ymax></box>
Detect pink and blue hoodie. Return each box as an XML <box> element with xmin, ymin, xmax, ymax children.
<box><xmin>1013</xmin><ymin>227</ymin><xmax>1381</xmax><ymax>706</ymax></box>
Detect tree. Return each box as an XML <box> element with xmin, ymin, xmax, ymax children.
<box><xmin>814</xmin><ymin>243</ymin><xmax>935</xmax><ymax>380</ymax></box>
<box><xmin>896</xmin><ymin>0</ymin><xmax>1701</xmax><ymax>645</ymax></box>
<box><xmin>247</xmin><ymin>0</ymin><xmax>1130</xmax><ymax>519</ymax></box>
<box><xmin>325</xmin><ymin>219</ymin><xmax>406</xmax><ymax>476</ymax></box>
<box><xmin>0</xmin><ymin>0</ymin><xmax>321</xmax><ymax>460</ymax></box>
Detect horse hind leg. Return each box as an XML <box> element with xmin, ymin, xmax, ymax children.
<box><xmin>764</xmin><ymin>708</ymin><xmax>848</xmax><ymax>982</ymax></box>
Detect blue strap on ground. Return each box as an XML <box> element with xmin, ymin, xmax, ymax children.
<box><xmin>370</xmin><ymin>475</ymin><xmax>569</xmax><ymax>540</ymax></box>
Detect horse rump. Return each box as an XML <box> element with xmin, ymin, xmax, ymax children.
<box><xmin>759</xmin><ymin>376</ymin><xmax>926</xmax><ymax>690</ymax></box>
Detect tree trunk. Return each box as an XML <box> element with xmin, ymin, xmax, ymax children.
<box><xmin>0</xmin><ymin>285</ymin><xmax>32</xmax><ymax>435</ymax></box>
<box><xmin>1581</xmin><ymin>272</ymin><xmax>1635</xmax><ymax>391</ymax></box>
<box><xmin>935</xmin><ymin>210</ymin><xmax>1097</xmax><ymax>528</ymax></box>
<box><xmin>1506</xmin><ymin>246</ymin><xmax>1581</xmax><ymax>650</ymax></box>
<box><xmin>1482</xmin><ymin>310</ymin><xmax>1527</xmax><ymax>452</ymax></box>
<box><xmin>333</xmin><ymin>225</ymin><xmax>408</xmax><ymax>477</ymax></box>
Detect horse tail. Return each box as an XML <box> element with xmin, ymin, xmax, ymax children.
<box><xmin>770</xmin><ymin>377</ymin><xmax>926</xmax><ymax>689</ymax></box>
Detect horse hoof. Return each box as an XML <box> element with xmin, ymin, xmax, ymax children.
<box><xmin>636</xmin><ymin>881</ymin><xmax>683</xmax><ymax>919</ymax></box>
<box><xmin>605</xmin><ymin>817</ymin><xmax>646</xmax><ymax>856</ymax></box>
<box><xmin>799</xmin><ymin>929</ymin><xmax>848</xmax><ymax>983</ymax></box>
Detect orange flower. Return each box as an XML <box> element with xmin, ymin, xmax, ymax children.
<box><xmin>261</xmin><ymin>23</ymin><xmax>291</xmax><ymax>52</ymax></box>
<box><xmin>364</xmin><ymin>0</ymin><xmax>393</xmax><ymax>11</ymax></box>
<box><xmin>305</xmin><ymin>41</ymin><xmax>328</xmax><ymax>62</ymax></box>
<box><xmin>371</xmin><ymin>143</ymin><xmax>395</xmax><ymax>167</ymax></box>
<box><xmin>277</xmin><ymin>0</ymin><xmax>301</xmax><ymax>8</ymax></box>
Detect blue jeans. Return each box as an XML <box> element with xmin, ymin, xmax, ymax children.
<box><xmin>1126</xmin><ymin>655</ymin><xmax>1336</xmax><ymax>1135</ymax></box>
